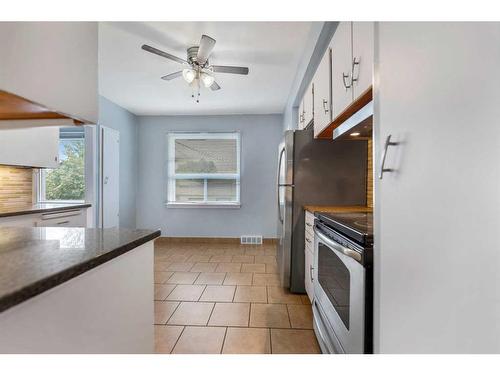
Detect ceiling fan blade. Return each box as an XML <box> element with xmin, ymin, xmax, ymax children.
<box><xmin>211</xmin><ymin>65</ymin><xmax>249</xmax><ymax>75</ymax></box>
<box><xmin>210</xmin><ymin>81</ymin><xmax>221</xmax><ymax>91</ymax></box>
<box><xmin>161</xmin><ymin>71</ymin><xmax>183</xmax><ymax>81</ymax></box>
<box><xmin>141</xmin><ymin>44</ymin><xmax>187</xmax><ymax>65</ymax></box>
<box><xmin>197</xmin><ymin>35</ymin><xmax>216</xmax><ymax>65</ymax></box>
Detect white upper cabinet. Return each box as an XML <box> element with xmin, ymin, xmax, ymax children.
<box><xmin>298</xmin><ymin>100</ymin><xmax>305</xmax><ymax>129</ymax></box>
<box><xmin>0</xmin><ymin>22</ymin><xmax>98</xmax><ymax>124</ymax></box>
<box><xmin>303</xmin><ymin>81</ymin><xmax>314</xmax><ymax>127</ymax></box>
<box><xmin>313</xmin><ymin>47</ymin><xmax>332</xmax><ymax>137</ymax></box>
<box><xmin>352</xmin><ymin>22</ymin><xmax>374</xmax><ymax>99</ymax></box>
<box><xmin>331</xmin><ymin>22</ymin><xmax>354</xmax><ymax>119</ymax></box>
<box><xmin>0</xmin><ymin>126</ymin><xmax>59</xmax><ymax>168</ymax></box>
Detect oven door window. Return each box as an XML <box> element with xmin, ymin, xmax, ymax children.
<box><xmin>318</xmin><ymin>242</ymin><xmax>350</xmax><ymax>329</ymax></box>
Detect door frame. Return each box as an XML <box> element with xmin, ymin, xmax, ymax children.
<box><xmin>98</xmin><ymin>125</ymin><xmax>120</xmax><ymax>229</ymax></box>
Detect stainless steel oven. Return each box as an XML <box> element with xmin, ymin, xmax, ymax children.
<box><xmin>312</xmin><ymin>212</ymin><xmax>373</xmax><ymax>354</ymax></box>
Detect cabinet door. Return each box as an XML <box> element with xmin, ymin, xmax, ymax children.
<box><xmin>303</xmin><ymin>82</ymin><xmax>314</xmax><ymax>127</ymax></box>
<box><xmin>304</xmin><ymin>247</ymin><xmax>314</xmax><ymax>302</ymax></box>
<box><xmin>298</xmin><ymin>100</ymin><xmax>305</xmax><ymax>129</ymax></box>
<box><xmin>313</xmin><ymin>48</ymin><xmax>332</xmax><ymax>138</ymax></box>
<box><xmin>375</xmin><ymin>23</ymin><xmax>500</xmax><ymax>353</ymax></box>
<box><xmin>331</xmin><ymin>21</ymin><xmax>353</xmax><ymax>119</ymax></box>
<box><xmin>37</xmin><ymin>209</ymin><xmax>86</xmax><ymax>227</ymax></box>
<box><xmin>0</xmin><ymin>126</ymin><xmax>59</xmax><ymax>168</ymax></box>
<box><xmin>352</xmin><ymin>22</ymin><xmax>374</xmax><ymax>100</ymax></box>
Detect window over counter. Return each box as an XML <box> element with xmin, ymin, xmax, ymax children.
<box><xmin>37</xmin><ymin>127</ymin><xmax>85</xmax><ymax>203</ymax></box>
<box><xmin>167</xmin><ymin>132</ymin><xmax>241</xmax><ymax>208</ymax></box>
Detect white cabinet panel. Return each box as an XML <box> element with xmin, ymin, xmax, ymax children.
<box><xmin>304</xmin><ymin>246</ymin><xmax>314</xmax><ymax>303</ymax></box>
<box><xmin>303</xmin><ymin>81</ymin><xmax>314</xmax><ymax>127</ymax></box>
<box><xmin>352</xmin><ymin>22</ymin><xmax>374</xmax><ymax>100</ymax></box>
<box><xmin>0</xmin><ymin>126</ymin><xmax>59</xmax><ymax>168</ymax></box>
<box><xmin>331</xmin><ymin>22</ymin><xmax>353</xmax><ymax>119</ymax></box>
<box><xmin>36</xmin><ymin>209</ymin><xmax>87</xmax><ymax>227</ymax></box>
<box><xmin>298</xmin><ymin>100</ymin><xmax>305</xmax><ymax>129</ymax></box>
<box><xmin>0</xmin><ymin>214</ymin><xmax>38</xmax><ymax>227</ymax></box>
<box><xmin>0</xmin><ymin>22</ymin><xmax>98</xmax><ymax>123</ymax></box>
<box><xmin>313</xmin><ymin>48</ymin><xmax>332</xmax><ymax>138</ymax></box>
<box><xmin>375</xmin><ymin>22</ymin><xmax>500</xmax><ymax>353</ymax></box>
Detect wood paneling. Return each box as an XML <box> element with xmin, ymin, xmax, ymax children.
<box><xmin>0</xmin><ymin>90</ymin><xmax>69</xmax><ymax>120</ymax></box>
<box><xmin>317</xmin><ymin>86</ymin><xmax>373</xmax><ymax>139</ymax></box>
<box><xmin>0</xmin><ymin>166</ymin><xmax>33</xmax><ymax>212</ymax></box>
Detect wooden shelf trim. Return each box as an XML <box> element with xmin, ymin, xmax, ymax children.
<box><xmin>317</xmin><ymin>86</ymin><xmax>373</xmax><ymax>139</ymax></box>
<box><xmin>0</xmin><ymin>90</ymin><xmax>85</xmax><ymax>125</ymax></box>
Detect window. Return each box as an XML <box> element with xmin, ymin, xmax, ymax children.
<box><xmin>167</xmin><ymin>132</ymin><xmax>240</xmax><ymax>207</ymax></box>
<box><xmin>38</xmin><ymin>127</ymin><xmax>85</xmax><ymax>203</ymax></box>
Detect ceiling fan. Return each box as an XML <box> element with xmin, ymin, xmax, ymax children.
<box><xmin>141</xmin><ymin>34</ymin><xmax>249</xmax><ymax>103</ymax></box>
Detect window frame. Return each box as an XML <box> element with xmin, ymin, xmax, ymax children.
<box><xmin>36</xmin><ymin>135</ymin><xmax>86</xmax><ymax>204</ymax></box>
<box><xmin>166</xmin><ymin>131</ymin><xmax>241</xmax><ymax>208</ymax></box>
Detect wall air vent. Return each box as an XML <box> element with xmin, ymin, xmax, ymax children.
<box><xmin>240</xmin><ymin>235</ymin><xmax>263</xmax><ymax>245</ymax></box>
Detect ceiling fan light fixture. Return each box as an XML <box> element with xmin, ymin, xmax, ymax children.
<box><xmin>200</xmin><ymin>72</ymin><xmax>215</xmax><ymax>88</ymax></box>
<box><xmin>182</xmin><ymin>68</ymin><xmax>196</xmax><ymax>83</ymax></box>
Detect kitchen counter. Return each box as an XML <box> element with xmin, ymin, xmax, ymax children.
<box><xmin>304</xmin><ymin>205</ymin><xmax>373</xmax><ymax>214</ymax></box>
<box><xmin>0</xmin><ymin>202</ymin><xmax>91</xmax><ymax>218</ymax></box>
<box><xmin>0</xmin><ymin>226</ymin><xmax>160</xmax><ymax>314</ymax></box>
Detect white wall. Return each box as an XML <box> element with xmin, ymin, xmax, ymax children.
<box><xmin>98</xmin><ymin>96</ymin><xmax>139</xmax><ymax>228</ymax></box>
<box><xmin>0</xmin><ymin>22</ymin><xmax>98</xmax><ymax>123</ymax></box>
<box><xmin>136</xmin><ymin>114</ymin><xmax>283</xmax><ymax>238</ymax></box>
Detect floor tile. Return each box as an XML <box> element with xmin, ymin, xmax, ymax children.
<box><xmin>195</xmin><ymin>272</ymin><xmax>226</xmax><ymax>285</ymax></box>
<box><xmin>224</xmin><ymin>248</ymin><xmax>245</xmax><ymax>256</ymax></box>
<box><xmin>168</xmin><ymin>302</ymin><xmax>214</xmax><ymax>326</ymax></box>
<box><xmin>223</xmin><ymin>272</ymin><xmax>253</xmax><ymax>286</ymax></box>
<box><xmin>270</xmin><ymin>329</ymin><xmax>321</xmax><ymax>354</ymax></box>
<box><xmin>222</xmin><ymin>328</ymin><xmax>271</xmax><ymax>354</ymax></box>
<box><xmin>167</xmin><ymin>254</ymin><xmax>190</xmax><ymax>263</ymax></box>
<box><xmin>241</xmin><ymin>263</ymin><xmax>266</xmax><ymax>273</ymax></box>
<box><xmin>154</xmin><ymin>284</ymin><xmax>176</xmax><ymax>301</ymax></box>
<box><xmin>154</xmin><ymin>301</ymin><xmax>180</xmax><ymax>324</ymax></box>
<box><xmin>200</xmin><ymin>285</ymin><xmax>236</xmax><ymax>302</ymax></box>
<box><xmin>287</xmin><ymin>304</ymin><xmax>313</xmax><ymax>329</ymax></box>
<box><xmin>265</xmin><ymin>263</ymin><xmax>278</xmax><ymax>274</ymax></box>
<box><xmin>233</xmin><ymin>286</ymin><xmax>268</xmax><ymax>303</ymax></box>
<box><xmin>154</xmin><ymin>261</ymin><xmax>171</xmax><ymax>271</ymax></box>
<box><xmin>301</xmin><ymin>295</ymin><xmax>312</xmax><ymax>305</ymax></box>
<box><xmin>208</xmin><ymin>303</ymin><xmax>250</xmax><ymax>327</ymax></box>
<box><xmin>172</xmin><ymin>326</ymin><xmax>226</xmax><ymax>354</ymax></box>
<box><xmin>188</xmin><ymin>254</ymin><xmax>211</xmax><ymax>263</ymax></box>
<box><xmin>215</xmin><ymin>263</ymin><xmax>242</xmax><ymax>273</ymax></box>
<box><xmin>166</xmin><ymin>284</ymin><xmax>206</xmax><ymax>301</ymax></box>
<box><xmin>244</xmin><ymin>248</ymin><xmax>264</xmax><ymax>256</ymax></box>
<box><xmin>249</xmin><ymin>303</ymin><xmax>290</xmax><ymax>328</ymax></box>
<box><xmin>154</xmin><ymin>271</ymin><xmax>174</xmax><ymax>284</ymax></box>
<box><xmin>253</xmin><ymin>273</ymin><xmax>281</xmax><ymax>286</ymax></box>
<box><xmin>166</xmin><ymin>272</ymin><xmax>200</xmax><ymax>284</ymax></box>
<box><xmin>190</xmin><ymin>262</ymin><xmax>218</xmax><ymax>273</ymax></box>
<box><xmin>267</xmin><ymin>286</ymin><xmax>303</xmax><ymax>304</ymax></box>
<box><xmin>155</xmin><ymin>325</ymin><xmax>184</xmax><ymax>353</ymax></box>
<box><xmin>231</xmin><ymin>255</ymin><xmax>255</xmax><ymax>263</ymax></box>
<box><xmin>209</xmin><ymin>255</ymin><xmax>233</xmax><ymax>263</ymax></box>
<box><xmin>166</xmin><ymin>262</ymin><xmax>195</xmax><ymax>272</ymax></box>
<box><xmin>254</xmin><ymin>255</ymin><xmax>277</xmax><ymax>265</ymax></box>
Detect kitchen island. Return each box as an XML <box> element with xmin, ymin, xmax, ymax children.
<box><xmin>0</xmin><ymin>226</ymin><xmax>160</xmax><ymax>353</ymax></box>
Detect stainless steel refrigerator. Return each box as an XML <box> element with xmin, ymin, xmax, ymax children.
<box><xmin>277</xmin><ymin>126</ymin><xmax>368</xmax><ymax>293</ymax></box>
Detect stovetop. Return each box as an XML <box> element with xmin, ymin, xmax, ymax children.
<box><xmin>315</xmin><ymin>211</ymin><xmax>373</xmax><ymax>247</ymax></box>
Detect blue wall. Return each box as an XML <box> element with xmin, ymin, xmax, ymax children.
<box><xmin>135</xmin><ymin>114</ymin><xmax>283</xmax><ymax>238</ymax></box>
<box><xmin>98</xmin><ymin>96</ymin><xmax>139</xmax><ymax>228</ymax></box>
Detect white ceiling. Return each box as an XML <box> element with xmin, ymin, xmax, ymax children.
<box><xmin>98</xmin><ymin>22</ymin><xmax>314</xmax><ymax>116</ymax></box>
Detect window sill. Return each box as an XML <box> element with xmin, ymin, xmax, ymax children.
<box><xmin>166</xmin><ymin>202</ymin><xmax>241</xmax><ymax>209</ymax></box>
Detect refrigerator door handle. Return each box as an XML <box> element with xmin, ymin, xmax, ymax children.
<box><xmin>277</xmin><ymin>147</ymin><xmax>285</xmax><ymax>223</ymax></box>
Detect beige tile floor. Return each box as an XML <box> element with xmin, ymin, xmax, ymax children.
<box><xmin>153</xmin><ymin>240</ymin><xmax>321</xmax><ymax>354</ymax></box>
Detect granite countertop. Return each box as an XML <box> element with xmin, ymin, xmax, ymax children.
<box><xmin>304</xmin><ymin>205</ymin><xmax>373</xmax><ymax>214</ymax></box>
<box><xmin>0</xmin><ymin>226</ymin><xmax>161</xmax><ymax>313</ymax></box>
<box><xmin>0</xmin><ymin>203</ymin><xmax>92</xmax><ymax>218</ymax></box>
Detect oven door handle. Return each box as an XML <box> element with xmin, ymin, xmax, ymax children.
<box><xmin>314</xmin><ymin>225</ymin><xmax>362</xmax><ymax>263</ymax></box>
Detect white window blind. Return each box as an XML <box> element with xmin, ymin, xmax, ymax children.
<box><xmin>167</xmin><ymin>132</ymin><xmax>240</xmax><ymax>207</ymax></box>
